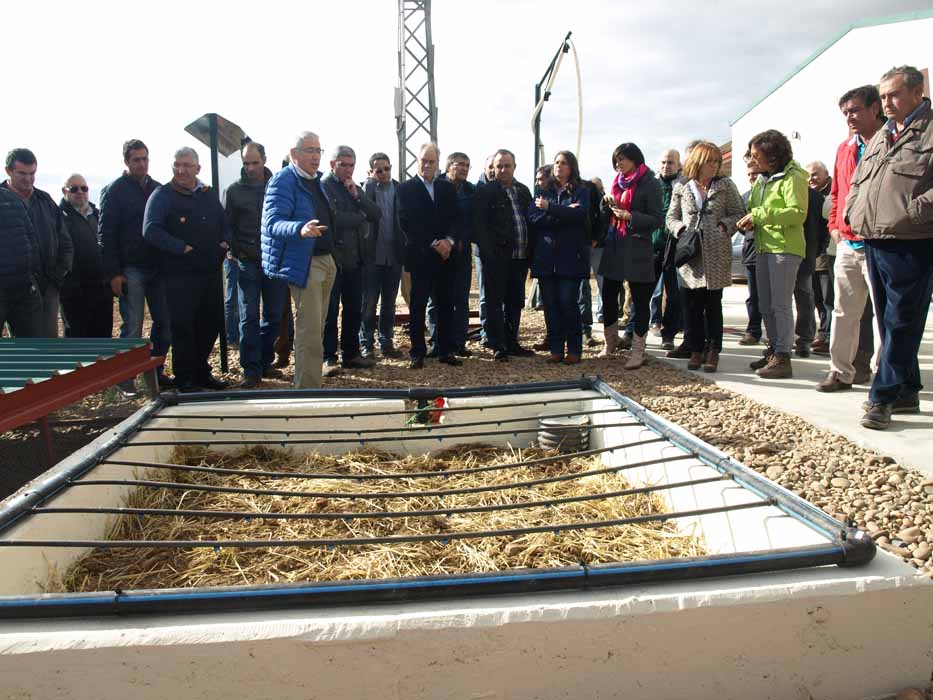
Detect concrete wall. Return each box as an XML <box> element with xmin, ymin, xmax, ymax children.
<box><xmin>0</xmin><ymin>557</ymin><xmax>929</xmax><ymax>700</ymax></box>
<box><xmin>731</xmin><ymin>18</ymin><xmax>933</xmax><ymax>186</ymax></box>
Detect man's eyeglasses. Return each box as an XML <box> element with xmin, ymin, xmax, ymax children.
<box><xmin>299</xmin><ymin>147</ymin><xmax>324</xmax><ymax>155</ymax></box>
<box><xmin>373</xmin><ymin>167</ymin><xmax>391</xmax><ymax>174</ymax></box>
<box><xmin>68</xmin><ymin>185</ymin><xmax>89</xmax><ymax>193</ymax></box>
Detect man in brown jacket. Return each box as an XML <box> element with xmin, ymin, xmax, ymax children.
<box><xmin>845</xmin><ymin>65</ymin><xmax>933</xmax><ymax>430</ymax></box>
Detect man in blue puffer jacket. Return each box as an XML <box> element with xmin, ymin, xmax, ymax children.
<box><xmin>261</xmin><ymin>131</ymin><xmax>337</xmax><ymax>388</ymax></box>
<box><xmin>0</xmin><ymin>187</ymin><xmax>42</xmax><ymax>336</ymax></box>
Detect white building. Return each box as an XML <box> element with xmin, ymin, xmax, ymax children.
<box><xmin>731</xmin><ymin>11</ymin><xmax>932</xmax><ymax>184</ymax></box>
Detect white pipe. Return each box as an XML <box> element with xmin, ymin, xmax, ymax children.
<box><xmin>569</xmin><ymin>39</ymin><xmax>583</xmax><ymax>157</ymax></box>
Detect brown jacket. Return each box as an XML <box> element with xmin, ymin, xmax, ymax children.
<box><xmin>845</xmin><ymin>98</ymin><xmax>933</xmax><ymax>240</ymax></box>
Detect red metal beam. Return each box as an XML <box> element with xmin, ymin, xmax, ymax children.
<box><xmin>0</xmin><ymin>346</ymin><xmax>163</xmax><ymax>434</ymax></box>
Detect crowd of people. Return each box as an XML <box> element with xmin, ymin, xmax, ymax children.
<box><xmin>1</xmin><ymin>65</ymin><xmax>930</xmax><ymax>431</ymax></box>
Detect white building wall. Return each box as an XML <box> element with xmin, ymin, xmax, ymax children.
<box><xmin>731</xmin><ymin>17</ymin><xmax>933</xmax><ymax>186</ymax></box>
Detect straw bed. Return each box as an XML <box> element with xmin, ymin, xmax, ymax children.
<box><xmin>55</xmin><ymin>443</ymin><xmax>705</xmax><ymax>592</ymax></box>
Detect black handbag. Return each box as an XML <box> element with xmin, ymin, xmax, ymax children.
<box><xmin>674</xmin><ymin>196</ymin><xmax>707</xmax><ymax>268</ymax></box>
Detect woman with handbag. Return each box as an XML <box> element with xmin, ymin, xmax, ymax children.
<box><xmin>666</xmin><ymin>142</ymin><xmax>745</xmax><ymax>372</ymax></box>
<box><xmin>736</xmin><ymin>130</ymin><xmax>808</xmax><ymax>379</ymax></box>
<box><xmin>598</xmin><ymin>143</ymin><xmax>663</xmax><ymax>369</ymax></box>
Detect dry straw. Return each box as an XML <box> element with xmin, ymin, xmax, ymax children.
<box><xmin>56</xmin><ymin>443</ymin><xmax>705</xmax><ymax>592</ymax></box>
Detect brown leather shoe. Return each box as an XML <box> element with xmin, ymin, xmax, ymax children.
<box><xmin>811</xmin><ymin>338</ymin><xmax>830</xmax><ymax>355</ymax></box>
<box><xmin>702</xmin><ymin>349</ymin><xmax>720</xmax><ymax>373</ymax></box>
<box><xmin>749</xmin><ymin>347</ymin><xmax>774</xmax><ymax>370</ymax></box>
<box><xmin>757</xmin><ymin>352</ymin><xmax>792</xmax><ymax>379</ymax></box>
<box><xmin>547</xmin><ymin>353</ymin><xmax>563</xmax><ymax>364</ymax></box>
<box><xmin>738</xmin><ymin>333</ymin><xmax>760</xmax><ymax>346</ymax></box>
<box><xmin>686</xmin><ymin>352</ymin><xmax>704</xmax><ymax>371</ymax></box>
<box><xmin>666</xmin><ymin>342</ymin><xmax>692</xmax><ymax>359</ymax></box>
<box><xmin>563</xmin><ymin>354</ymin><xmax>581</xmax><ymax>365</ymax></box>
<box><xmin>816</xmin><ymin>371</ymin><xmax>852</xmax><ymax>392</ymax></box>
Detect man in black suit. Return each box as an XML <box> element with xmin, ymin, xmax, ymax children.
<box><xmin>473</xmin><ymin>149</ymin><xmax>534</xmax><ymax>361</ymax></box>
<box><xmin>398</xmin><ymin>143</ymin><xmax>460</xmax><ymax>369</ymax></box>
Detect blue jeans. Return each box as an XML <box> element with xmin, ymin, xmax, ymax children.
<box><xmin>589</xmin><ymin>246</ymin><xmax>604</xmax><ymax>322</ymax></box>
<box><xmin>865</xmin><ymin>238</ymin><xmax>933</xmax><ymax>405</ymax></box>
<box><xmin>473</xmin><ymin>244</ymin><xmax>487</xmax><ymax>342</ymax></box>
<box><xmin>324</xmin><ymin>266</ymin><xmax>363</xmax><ymax>363</ymax></box>
<box><xmin>429</xmin><ymin>247</ymin><xmax>472</xmax><ymax>350</ymax></box>
<box><xmin>223</xmin><ymin>258</ymin><xmax>240</xmax><ymax>345</ymax></box>
<box><xmin>236</xmin><ymin>260</ymin><xmax>288</xmax><ymax>379</ymax></box>
<box><xmin>541</xmin><ymin>275</ymin><xmax>583</xmax><ymax>357</ymax></box>
<box><xmin>649</xmin><ymin>274</ymin><xmax>664</xmax><ymax>326</ymax></box>
<box><xmin>119</xmin><ymin>265</ymin><xmax>171</xmax><ymax>358</ymax></box>
<box><xmin>745</xmin><ymin>265</ymin><xmax>762</xmax><ymax>340</ymax></box>
<box><xmin>360</xmin><ymin>262</ymin><xmax>402</xmax><ymax>351</ymax></box>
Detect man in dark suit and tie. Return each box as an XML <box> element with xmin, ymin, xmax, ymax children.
<box><xmin>398</xmin><ymin>143</ymin><xmax>460</xmax><ymax>369</ymax></box>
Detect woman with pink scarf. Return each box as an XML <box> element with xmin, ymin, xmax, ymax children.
<box><xmin>597</xmin><ymin>143</ymin><xmax>663</xmax><ymax>369</ymax></box>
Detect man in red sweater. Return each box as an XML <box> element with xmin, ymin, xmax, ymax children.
<box><xmin>816</xmin><ymin>85</ymin><xmax>884</xmax><ymax>394</ymax></box>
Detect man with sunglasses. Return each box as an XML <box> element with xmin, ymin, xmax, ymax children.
<box><xmin>2</xmin><ymin>148</ymin><xmax>73</xmax><ymax>337</ymax></box>
<box><xmin>321</xmin><ymin>145</ymin><xmax>381</xmax><ymax>375</ymax></box>
<box><xmin>360</xmin><ymin>152</ymin><xmax>405</xmax><ymax>359</ymax></box>
<box><xmin>59</xmin><ymin>174</ymin><xmax>112</xmax><ymax>337</ymax></box>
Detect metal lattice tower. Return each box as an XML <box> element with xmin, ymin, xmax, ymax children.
<box><xmin>395</xmin><ymin>0</ymin><xmax>438</xmax><ymax>182</ymax></box>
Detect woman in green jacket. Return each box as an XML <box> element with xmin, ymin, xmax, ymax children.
<box><xmin>737</xmin><ymin>130</ymin><xmax>808</xmax><ymax>379</ymax></box>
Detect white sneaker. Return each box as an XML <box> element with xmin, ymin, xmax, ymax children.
<box><xmin>322</xmin><ymin>359</ymin><xmax>341</xmax><ymax>377</ymax></box>
<box><xmin>649</xmin><ymin>323</ymin><xmax>663</xmax><ymax>337</ymax></box>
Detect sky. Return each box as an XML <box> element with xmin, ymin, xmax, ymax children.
<box><xmin>5</xmin><ymin>0</ymin><xmax>933</xmax><ymax>201</ymax></box>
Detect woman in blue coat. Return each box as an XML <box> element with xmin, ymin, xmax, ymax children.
<box><xmin>528</xmin><ymin>151</ymin><xmax>591</xmax><ymax>364</ymax></box>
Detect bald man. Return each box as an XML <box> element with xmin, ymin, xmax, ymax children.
<box><xmin>59</xmin><ymin>174</ymin><xmax>113</xmax><ymax>337</ymax></box>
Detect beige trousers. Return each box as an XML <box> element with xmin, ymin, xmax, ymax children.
<box><xmin>290</xmin><ymin>254</ymin><xmax>337</xmax><ymax>389</ymax></box>
<box><xmin>828</xmin><ymin>243</ymin><xmax>880</xmax><ymax>382</ymax></box>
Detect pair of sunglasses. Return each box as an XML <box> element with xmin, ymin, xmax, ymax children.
<box><xmin>68</xmin><ymin>185</ymin><xmax>89</xmax><ymax>193</ymax></box>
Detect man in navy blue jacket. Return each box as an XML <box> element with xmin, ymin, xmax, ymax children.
<box><xmin>261</xmin><ymin>131</ymin><xmax>337</xmax><ymax>389</ymax></box>
<box><xmin>100</xmin><ymin>139</ymin><xmax>172</xmax><ymax>392</ymax></box>
<box><xmin>0</xmin><ymin>187</ymin><xmax>42</xmax><ymax>336</ymax></box>
<box><xmin>143</xmin><ymin>147</ymin><xmax>231</xmax><ymax>392</ymax></box>
<box><xmin>397</xmin><ymin>143</ymin><xmax>460</xmax><ymax>368</ymax></box>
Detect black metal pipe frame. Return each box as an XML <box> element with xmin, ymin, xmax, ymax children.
<box><xmin>140</xmin><ymin>406</ymin><xmax>628</xmax><ymax>435</ymax></box>
<box><xmin>156</xmin><ymin>394</ymin><xmax>599</xmax><ymax>421</ymax></box>
<box><xmin>33</xmin><ymin>475</ymin><xmax>730</xmax><ymax>523</ymax></box>
<box><xmin>67</xmin><ymin>449</ymin><xmax>689</xmax><ymax>501</ymax></box>
<box><xmin>0</xmin><ymin>378</ymin><xmax>876</xmax><ymax>618</ymax></box>
<box><xmin>97</xmin><ymin>440</ymin><xmax>647</xmax><ymax>482</ymax></box>
<box><xmin>124</xmin><ymin>421</ymin><xmax>644</xmax><ymax>447</ymax></box>
<box><xmin>5</xmin><ymin>501</ymin><xmax>772</xmax><ymax>550</ymax></box>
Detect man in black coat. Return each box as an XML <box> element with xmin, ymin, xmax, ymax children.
<box><xmin>397</xmin><ymin>143</ymin><xmax>460</xmax><ymax>369</ymax></box>
<box><xmin>143</xmin><ymin>147</ymin><xmax>231</xmax><ymax>392</ymax></box>
<box><xmin>321</xmin><ymin>145</ymin><xmax>381</xmax><ymax>374</ymax></box>
<box><xmin>100</xmin><ymin>139</ymin><xmax>172</xmax><ymax>392</ymax></box>
<box><xmin>472</xmin><ymin>149</ymin><xmax>534</xmax><ymax>361</ymax></box>
<box><xmin>2</xmin><ymin>148</ymin><xmax>73</xmax><ymax>337</ymax></box>
<box><xmin>0</xmin><ymin>186</ymin><xmax>42</xmax><ymax>337</ymax></box>
<box><xmin>59</xmin><ymin>174</ymin><xmax>112</xmax><ymax>337</ymax></box>
<box><xmin>225</xmin><ymin>141</ymin><xmax>287</xmax><ymax>389</ymax></box>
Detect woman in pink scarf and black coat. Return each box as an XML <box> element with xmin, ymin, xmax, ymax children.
<box><xmin>597</xmin><ymin>142</ymin><xmax>663</xmax><ymax>369</ymax></box>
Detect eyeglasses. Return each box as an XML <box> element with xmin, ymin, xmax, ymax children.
<box><xmin>299</xmin><ymin>147</ymin><xmax>324</xmax><ymax>155</ymax></box>
<box><xmin>68</xmin><ymin>185</ymin><xmax>89</xmax><ymax>193</ymax></box>
<box><xmin>373</xmin><ymin>167</ymin><xmax>391</xmax><ymax>174</ymax></box>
